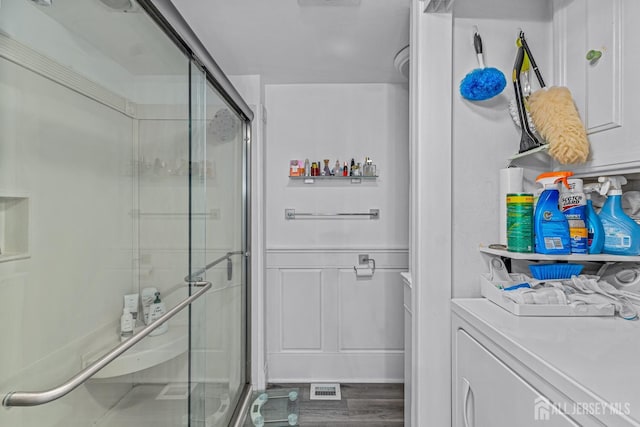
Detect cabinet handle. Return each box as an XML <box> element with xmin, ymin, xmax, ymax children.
<box><xmin>462</xmin><ymin>377</ymin><xmax>473</xmax><ymax>427</ymax></box>
<box><xmin>586</xmin><ymin>49</ymin><xmax>603</xmax><ymax>62</ymax></box>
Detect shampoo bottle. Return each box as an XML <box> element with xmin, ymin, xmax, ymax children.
<box><xmin>148</xmin><ymin>291</ymin><xmax>169</xmax><ymax>336</ymax></box>
<box><xmin>583</xmin><ymin>183</ymin><xmax>605</xmax><ymax>254</ymax></box>
<box><xmin>534</xmin><ymin>171</ymin><xmax>573</xmax><ymax>255</ymax></box>
<box><xmin>597</xmin><ymin>176</ymin><xmax>640</xmax><ymax>255</ymax></box>
<box><xmin>120</xmin><ymin>307</ymin><xmax>134</xmax><ymax>341</ymax></box>
<box><xmin>141</xmin><ymin>287</ymin><xmax>158</xmax><ymax>325</ymax></box>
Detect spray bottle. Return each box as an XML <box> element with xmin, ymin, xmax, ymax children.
<box><xmin>534</xmin><ymin>171</ymin><xmax>573</xmax><ymax>254</ymax></box>
<box><xmin>598</xmin><ymin>176</ymin><xmax>640</xmax><ymax>255</ymax></box>
<box><xmin>583</xmin><ymin>183</ymin><xmax>605</xmax><ymax>254</ymax></box>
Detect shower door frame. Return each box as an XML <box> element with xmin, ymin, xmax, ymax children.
<box><xmin>137</xmin><ymin>1</ymin><xmax>254</xmax><ymax>425</ymax></box>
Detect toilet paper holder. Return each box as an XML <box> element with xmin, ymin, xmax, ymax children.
<box><xmin>353</xmin><ymin>254</ymin><xmax>376</xmax><ymax>277</ymax></box>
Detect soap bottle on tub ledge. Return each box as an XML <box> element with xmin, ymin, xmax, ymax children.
<box><xmin>120</xmin><ymin>307</ymin><xmax>134</xmax><ymax>342</ymax></box>
<box><xmin>148</xmin><ymin>291</ymin><xmax>169</xmax><ymax>336</ymax></box>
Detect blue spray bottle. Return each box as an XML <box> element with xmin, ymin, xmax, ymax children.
<box><xmin>534</xmin><ymin>171</ymin><xmax>573</xmax><ymax>255</ymax></box>
<box><xmin>597</xmin><ymin>176</ymin><xmax>640</xmax><ymax>255</ymax></box>
<box><xmin>583</xmin><ymin>183</ymin><xmax>605</xmax><ymax>254</ymax></box>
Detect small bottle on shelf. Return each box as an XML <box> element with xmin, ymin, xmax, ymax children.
<box><xmin>289</xmin><ymin>160</ymin><xmax>300</xmax><ymax>177</ymax></box>
<box><xmin>323</xmin><ymin>159</ymin><xmax>331</xmax><ymax>176</ymax></box>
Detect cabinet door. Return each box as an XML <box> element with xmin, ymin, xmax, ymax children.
<box><xmin>455</xmin><ymin>329</ymin><xmax>579</xmax><ymax>427</ymax></box>
<box><xmin>555</xmin><ymin>0</ymin><xmax>622</xmax><ymax>135</ymax></box>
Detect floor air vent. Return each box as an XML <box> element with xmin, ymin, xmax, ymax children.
<box><xmin>310</xmin><ymin>383</ymin><xmax>341</xmax><ymax>400</ymax></box>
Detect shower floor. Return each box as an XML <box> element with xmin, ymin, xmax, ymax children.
<box><xmin>95</xmin><ymin>383</ymin><xmax>231</xmax><ymax>427</ymax></box>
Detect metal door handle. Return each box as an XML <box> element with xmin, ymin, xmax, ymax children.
<box><xmin>3</xmin><ymin>281</ymin><xmax>211</xmax><ymax>407</ymax></box>
<box><xmin>462</xmin><ymin>377</ymin><xmax>473</xmax><ymax>427</ymax></box>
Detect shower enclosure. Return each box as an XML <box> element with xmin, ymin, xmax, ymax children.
<box><xmin>0</xmin><ymin>0</ymin><xmax>251</xmax><ymax>425</ymax></box>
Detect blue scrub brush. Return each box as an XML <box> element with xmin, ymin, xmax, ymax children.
<box><xmin>529</xmin><ymin>263</ymin><xmax>584</xmax><ymax>280</ymax></box>
<box><xmin>460</xmin><ymin>31</ymin><xmax>506</xmax><ymax>101</ymax></box>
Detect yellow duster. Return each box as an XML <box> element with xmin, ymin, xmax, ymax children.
<box><xmin>529</xmin><ymin>86</ymin><xmax>589</xmax><ymax>164</ymax></box>
<box><xmin>518</xmin><ymin>32</ymin><xmax>590</xmax><ymax>165</ymax></box>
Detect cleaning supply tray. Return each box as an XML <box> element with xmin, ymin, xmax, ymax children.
<box><xmin>480</xmin><ymin>274</ymin><xmax>615</xmax><ymax>317</ymax></box>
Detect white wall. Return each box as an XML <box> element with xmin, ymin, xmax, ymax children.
<box><xmin>451</xmin><ymin>15</ymin><xmax>553</xmax><ymax>298</ymax></box>
<box><xmin>410</xmin><ymin>1</ymin><xmax>555</xmax><ymax>424</ymax></box>
<box><xmin>265</xmin><ymin>84</ymin><xmax>409</xmax><ymax>250</ymax></box>
<box><xmin>264</xmin><ymin>83</ymin><xmax>409</xmax><ymax>382</ymax></box>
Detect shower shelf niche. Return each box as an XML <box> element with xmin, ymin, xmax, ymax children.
<box><xmin>82</xmin><ymin>323</ymin><xmax>188</xmax><ymax>379</ymax></box>
<box><xmin>0</xmin><ymin>195</ymin><xmax>30</xmax><ymax>263</ymax></box>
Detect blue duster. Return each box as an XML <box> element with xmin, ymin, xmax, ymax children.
<box><xmin>460</xmin><ymin>32</ymin><xmax>506</xmax><ymax>101</ymax></box>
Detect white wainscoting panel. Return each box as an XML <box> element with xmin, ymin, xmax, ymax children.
<box><xmin>281</xmin><ymin>269</ymin><xmax>323</xmax><ymax>350</ymax></box>
<box><xmin>266</xmin><ymin>250</ymin><xmax>407</xmax><ymax>382</ymax></box>
<box><xmin>338</xmin><ymin>269</ymin><xmax>404</xmax><ymax>351</ymax></box>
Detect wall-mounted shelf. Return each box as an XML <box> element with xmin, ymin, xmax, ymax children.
<box><xmin>507</xmin><ymin>145</ymin><xmax>551</xmax><ymax>169</ymax></box>
<box><xmin>479</xmin><ymin>245</ymin><xmax>640</xmax><ymax>262</ymax></box>
<box><xmin>288</xmin><ymin>175</ymin><xmax>378</xmax><ymax>184</ymax></box>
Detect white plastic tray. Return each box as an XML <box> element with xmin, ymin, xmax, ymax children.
<box><xmin>480</xmin><ymin>274</ymin><xmax>615</xmax><ymax>317</ymax></box>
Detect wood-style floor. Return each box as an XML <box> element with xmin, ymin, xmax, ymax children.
<box><xmin>266</xmin><ymin>383</ymin><xmax>404</xmax><ymax>427</ymax></box>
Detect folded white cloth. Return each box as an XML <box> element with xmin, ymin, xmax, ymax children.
<box><xmin>502</xmin><ymin>287</ymin><xmax>567</xmax><ymax>305</ymax></box>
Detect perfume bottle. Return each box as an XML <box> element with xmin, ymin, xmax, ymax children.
<box><xmin>363</xmin><ymin>157</ymin><xmax>376</xmax><ymax>177</ymax></box>
<box><xmin>323</xmin><ymin>159</ymin><xmax>331</xmax><ymax>176</ymax></box>
<box><xmin>289</xmin><ymin>160</ymin><xmax>300</xmax><ymax>177</ymax></box>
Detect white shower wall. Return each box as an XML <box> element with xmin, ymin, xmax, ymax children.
<box><xmin>0</xmin><ymin>56</ymin><xmax>136</xmax><ymax>427</ymax></box>
<box><xmin>264</xmin><ymin>83</ymin><xmax>409</xmax><ymax>382</ymax></box>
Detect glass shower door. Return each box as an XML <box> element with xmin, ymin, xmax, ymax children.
<box><xmin>188</xmin><ymin>78</ymin><xmax>249</xmax><ymax>427</ymax></box>
<box><xmin>0</xmin><ymin>0</ymin><xmax>248</xmax><ymax>426</ymax></box>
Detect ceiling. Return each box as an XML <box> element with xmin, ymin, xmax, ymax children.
<box><xmin>35</xmin><ymin>0</ymin><xmax>188</xmax><ymax>75</ymax></box>
<box><xmin>170</xmin><ymin>0</ymin><xmax>411</xmax><ymax>84</ymax></box>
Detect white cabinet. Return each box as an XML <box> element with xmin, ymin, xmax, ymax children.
<box><xmin>555</xmin><ymin>0</ymin><xmax>622</xmax><ymax>136</ymax></box>
<box><xmin>553</xmin><ymin>0</ymin><xmax>640</xmax><ymax>173</ymax></box>
<box><xmin>454</xmin><ymin>329</ymin><xmax>579</xmax><ymax>427</ymax></box>
<box><xmin>453</xmin><ymin>300</ymin><xmax>639</xmax><ymax>427</ymax></box>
